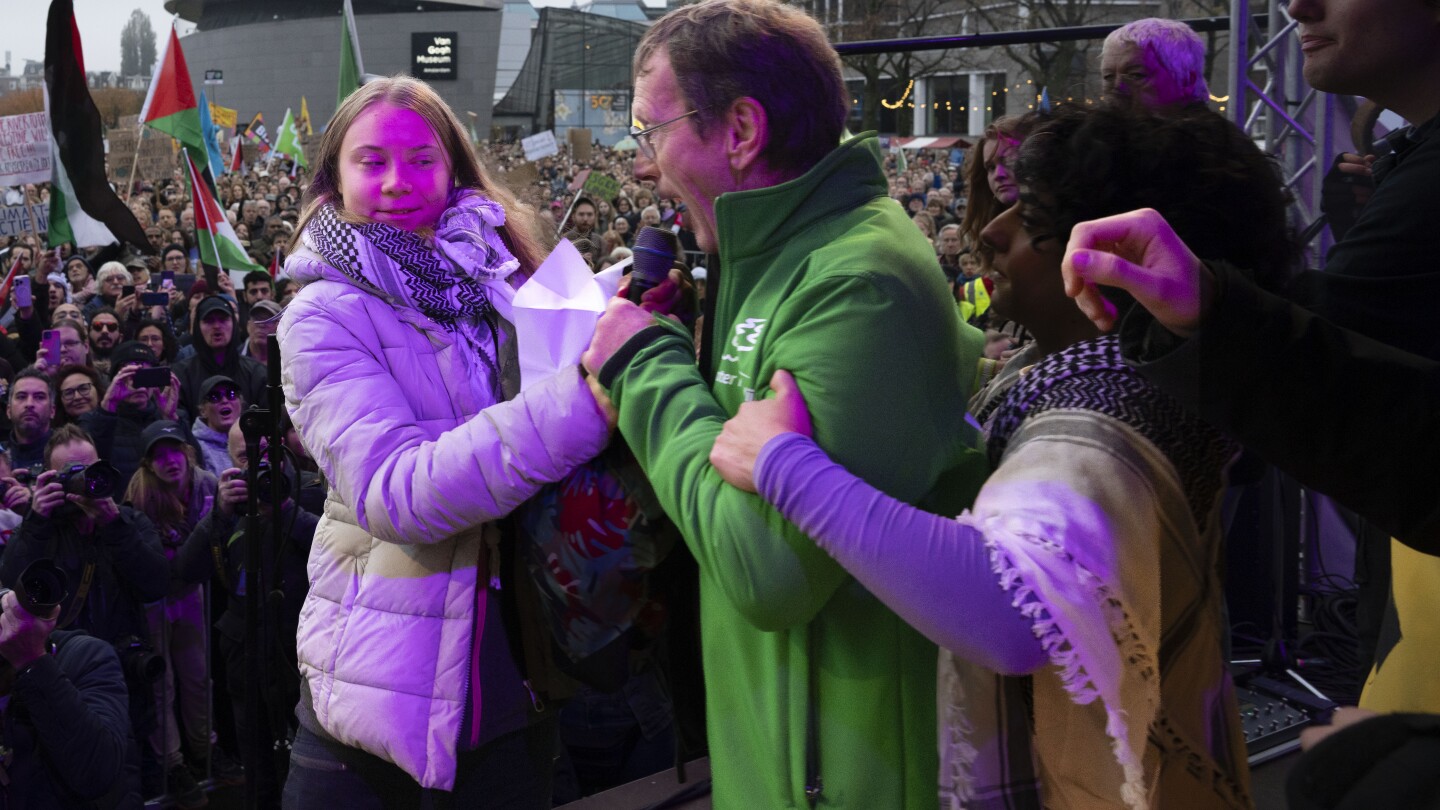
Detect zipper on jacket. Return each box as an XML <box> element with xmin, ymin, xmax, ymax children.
<box><xmin>460</xmin><ymin>549</ymin><xmax>484</xmax><ymax>751</ymax></box>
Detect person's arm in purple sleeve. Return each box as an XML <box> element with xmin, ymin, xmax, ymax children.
<box><xmin>751</xmin><ymin>431</ymin><xmax>1046</xmax><ymax>675</ymax></box>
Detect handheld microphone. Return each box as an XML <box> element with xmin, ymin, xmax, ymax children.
<box><xmin>627</xmin><ymin>226</ymin><xmax>679</xmax><ymax>303</ymax></box>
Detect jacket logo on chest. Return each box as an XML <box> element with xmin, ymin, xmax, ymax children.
<box><xmin>721</xmin><ymin>318</ymin><xmax>767</xmax><ymax>364</ymax></box>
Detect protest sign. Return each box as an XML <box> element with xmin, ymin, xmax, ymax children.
<box><xmin>581</xmin><ymin>171</ymin><xmax>619</xmax><ymax>203</ymax></box>
<box><xmin>0</xmin><ymin>203</ymin><xmax>51</xmax><ymax>239</ymax></box>
<box><xmin>209</xmin><ymin>103</ymin><xmax>238</xmax><ymax>131</ymax></box>
<box><xmin>522</xmin><ymin>130</ymin><xmax>558</xmax><ymax>162</ymax></box>
<box><xmin>568</xmin><ymin>128</ymin><xmax>592</xmax><ymax>163</ymax></box>
<box><xmin>0</xmin><ymin>113</ymin><xmax>52</xmax><ymax>186</ymax></box>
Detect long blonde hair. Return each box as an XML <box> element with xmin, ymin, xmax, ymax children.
<box><xmin>124</xmin><ymin>442</ymin><xmax>197</xmax><ymax>542</ymax></box>
<box><xmin>292</xmin><ymin>76</ymin><xmax>551</xmax><ymax>276</ymax></box>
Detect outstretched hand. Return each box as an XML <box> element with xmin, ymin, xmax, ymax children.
<box><xmin>1061</xmin><ymin>208</ymin><xmax>1213</xmax><ymax>337</ymax></box>
<box><xmin>710</xmin><ymin>369</ymin><xmax>813</xmax><ymax>493</ymax></box>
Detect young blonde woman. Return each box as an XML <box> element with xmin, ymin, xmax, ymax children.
<box><xmin>277</xmin><ymin>76</ymin><xmax>610</xmax><ymax>807</ymax></box>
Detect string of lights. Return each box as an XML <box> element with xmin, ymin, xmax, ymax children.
<box><xmin>870</xmin><ymin>75</ymin><xmax>1230</xmax><ymax>116</ymax></box>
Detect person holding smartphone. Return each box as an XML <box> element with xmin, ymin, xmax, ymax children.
<box><xmin>83</xmin><ymin>263</ymin><xmax>132</xmax><ymax>319</ymax></box>
<box><xmin>0</xmin><ymin>274</ymin><xmax>38</xmax><ymax>373</ymax></box>
<box><xmin>33</xmin><ymin>320</ymin><xmax>91</xmax><ymax>377</ymax></box>
<box><xmin>77</xmin><ymin>342</ymin><xmax>187</xmax><ymax>492</ymax></box>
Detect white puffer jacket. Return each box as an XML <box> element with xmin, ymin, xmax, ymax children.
<box><xmin>278</xmin><ymin>246</ymin><xmax>609</xmax><ymax>790</ymax></box>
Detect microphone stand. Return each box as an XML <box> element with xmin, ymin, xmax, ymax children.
<box><xmin>236</xmin><ymin>334</ymin><xmax>288</xmax><ymax>810</ymax></box>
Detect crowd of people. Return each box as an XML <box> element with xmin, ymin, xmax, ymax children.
<box><xmin>1</xmin><ymin>0</ymin><xmax>1437</xmax><ymax>808</ymax></box>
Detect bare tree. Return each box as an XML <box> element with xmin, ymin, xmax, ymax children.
<box><xmin>0</xmin><ymin>88</ymin><xmax>43</xmax><ymax>117</ymax></box>
<box><xmin>120</xmin><ymin>10</ymin><xmax>157</xmax><ymax>78</ymax></box>
<box><xmin>92</xmin><ymin>88</ymin><xmax>145</xmax><ymax>128</ymax></box>
<box><xmin>959</xmin><ymin>0</ymin><xmax>1108</xmax><ymax>100</ymax></box>
<box><xmin>812</xmin><ymin>0</ymin><xmax>981</xmax><ymax>135</ymax></box>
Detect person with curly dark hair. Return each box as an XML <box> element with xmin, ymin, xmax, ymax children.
<box><xmin>710</xmin><ymin>103</ymin><xmax>1296</xmax><ymax>810</ymax></box>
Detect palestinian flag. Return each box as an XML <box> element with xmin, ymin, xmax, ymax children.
<box><xmin>185</xmin><ymin>151</ymin><xmax>263</xmax><ymax>277</ymax></box>
<box><xmin>139</xmin><ymin>27</ymin><xmax>204</xmax><ymax>161</ymax></box>
<box><xmin>0</xmin><ymin>253</ymin><xmax>25</xmax><ymax>309</ymax></box>
<box><xmin>43</xmin><ymin>0</ymin><xmax>150</xmax><ymax>250</ymax></box>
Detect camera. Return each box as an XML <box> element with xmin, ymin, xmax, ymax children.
<box><xmin>0</xmin><ymin>559</ymin><xmax>70</xmax><ymax>617</ymax></box>
<box><xmin>236</xmin><ymin>458</ymin><xmax>292</xmax><ymax>516</ymax></box>
<box><xmin>113</xmin><ymin>635</ymin><xmax>164</xmax><ymax>684</ymax></box>
<box><xmin>56</xmin><ymin>461</ymin><xmax>122</xmax><ymax>500</ymax></box>
<box><xmin>255</xmin><ymin>459</ymin><xmax>292</xmax><ymax>495</ymax></box>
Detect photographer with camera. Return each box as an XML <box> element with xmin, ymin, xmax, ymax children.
<box><xmin>175</xmin><ymin>419</ymin><xmax>317</xmax><ymax>807</ymax></box>
<box><xmin>0</xmin><ymin>561</ymin><xmax>143</xmax><ymax>809</ymax></box>
<box><xmin>0</xmin><ymin>425</ymin><xmax>169</xmax><ymax>791</ymax></box>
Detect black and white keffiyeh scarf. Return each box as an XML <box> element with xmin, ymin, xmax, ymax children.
<box><xmin>302</xmin><ymin>189</ymin><xmax>520</xmax><ymax>349</ymax></box>
<box><xmin>977</xmin><ymin>334</ymin><xmax>1236</xmax><ymax>529</ymax></box>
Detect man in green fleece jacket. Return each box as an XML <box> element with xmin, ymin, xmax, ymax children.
<box><xmin>581</xmin><ymin>0</ymin><xmax>989</xmax><ymax>806</ymax></box>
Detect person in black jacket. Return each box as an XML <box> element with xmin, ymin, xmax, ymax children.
<box><xmin>78</xmin><ymin>342</ymin><xmax>189</xmax><ymax>493</ymax></box>
<box><xmin>0</xmin><ymin>424</ymin><xmax>168</xmax><ymax>804</ymax></box>
<box><xmin>176</xmin><ymin>419</ymin><xmax>317</xmax><ymax>808</ymax></box>
<box><xmin>172</xmin><ymin>297</ymin><xmax>266</xmax><ymax>422</ymax></box>
<box><xmin>1061</xmin><ymin>216</ymin><xmax>1440</xmax><ymax>553</ymax></box>
<box><xmin>0</xmin><ymin>423</ymin><xmax>169</xmax><ymax>646</ymax></box>
<box><xmin>0</xmin><ymin>590</ymin><xmax>143</xmax><ymax>810</ymax></box>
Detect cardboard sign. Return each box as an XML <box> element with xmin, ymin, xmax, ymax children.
<box><xmin>135</xmin><ymin>133</ymin><xmax>177</xmax><ymax>182</ymax></box>
<box><xmin>0</xmin><ymin>203</ymin><xmax>50</xmax><ymax>239</ymax></box>
<box><xmin>0</xmin><ymin>113</ymin><xmax>52</xmax><ymax>186</ymax></box>
<box><xmin>581</xmin><ymin>171</ymin><xmax>619</xmax><ymax>203</ymax></box>
<box><xmin>568</xmin><ymin>128</ymin><xmax>592</xmax><ymax>164</ymax></box>
<box><xmin>522</xmin><ymin>130</ymin><xmax>558</xmax><ymax>162</ymax></box>
<box><xmin>107</xmin><ymin>116</ymin><xmax>176</xmax><ymax>184</ymax></box>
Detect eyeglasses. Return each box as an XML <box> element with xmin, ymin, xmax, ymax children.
<box><xmin>60</xmin><ymin>339</ymin><xmax>83</xmax><ymax>349</ymax></box>
<box><xmin>92</xmin><ymin>322</ymin><xmax>120</xmax><ymax>333</ymax></box>
<box><xmin>205</xmin><ymin>389</ymin><xmax>241</xmax><ymax>403</ymax></box>
<box><xmin>61</xmin><ymin>382</ymin><xmax>95</xmax><ymax>400</ymax></box>
<box><xmin>630</xmin><ymin>110</ymin><xmax>700</xmax><ymax>161</ymax></box>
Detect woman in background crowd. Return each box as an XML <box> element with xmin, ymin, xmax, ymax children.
<box><xmin>124</xmin><ymin>420</ymin><xmax>224</xmax><ymax>807</ymax></box>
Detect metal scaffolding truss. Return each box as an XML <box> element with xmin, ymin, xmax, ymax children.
<box><xmin>1229</xmin><ymin>0</ymin><xmax>1351</xmax><ymax>264</ymax></box>
<box><xmin>822</xmin><ymin>2</ymin><xmax>1355</xmax><ymax>263</ymax></box>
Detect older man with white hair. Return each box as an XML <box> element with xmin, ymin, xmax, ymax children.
<box><xmin>1100</xmin><ymin>18</ymin><xmax>1210</xmax><ymax>111</ymax></box>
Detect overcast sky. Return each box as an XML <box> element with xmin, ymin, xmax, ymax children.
<box><xmin>0</xmin><ymin>0</ymin><xmax>612</xmax><ymax>76</ymax></box>
<box><xmin>1</xmin><ymin>1</ymin><xmax>191</xmax><ymax>75</ymax></box>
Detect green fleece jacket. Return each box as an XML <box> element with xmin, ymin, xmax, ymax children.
<box><xmin>598</xmin><ymin>134</ymin><xmax>988</xmax><ymax>809</ymax></box>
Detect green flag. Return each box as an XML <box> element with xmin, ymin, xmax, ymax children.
<box><xmin>275</xmin><ymin>107</ymin><xmax>308</xmax><ymax>168</ymax></box>
<box><xmin>338</xmin><ymin>0</ymin><xmax>365</xmax><ymax>108</ymax></box>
